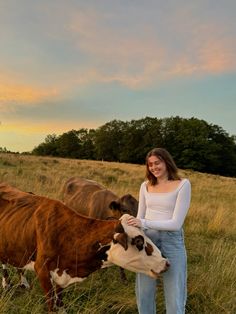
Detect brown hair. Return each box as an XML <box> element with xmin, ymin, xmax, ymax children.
<box><xmin>145</xmin><ymin>148</ymin><xmax>181</xmax><ymax>185</ymax></box>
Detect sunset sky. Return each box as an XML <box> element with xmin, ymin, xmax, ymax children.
<box><xmin>0</xmin><ymin>0</ymin><xmax>235</xmax><ymax>152</ymax></box>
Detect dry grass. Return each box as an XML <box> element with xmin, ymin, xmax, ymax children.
<box><xmin>0</xmin><ymin>153</ymin><xmax>235</xmax><ymax>313</ymax></box>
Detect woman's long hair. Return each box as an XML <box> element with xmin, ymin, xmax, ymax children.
<box><xmin>146</xmin><ymin>148</ymin><xmax>181</xmax><ymax>185</ymax></box>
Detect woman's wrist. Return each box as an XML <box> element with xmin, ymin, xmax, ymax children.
<box><xmin>140</xmin><ymin>218</ymin><xmax>148</xmax><ymax>229</ymax></box>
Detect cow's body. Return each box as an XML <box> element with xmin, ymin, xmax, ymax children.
<box><xmin>61</xmin><ymin>177</ymin><xmax>138</xmax><ymax>219</ymax></box>
<box><xmin>0</xmin><ymin>183</ymin><xmax>168</xmax><ymax>312</ymax></box>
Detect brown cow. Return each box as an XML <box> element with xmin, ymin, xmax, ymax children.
<box><xmin>0</xmin><ymin>183</ymin><xmax>169</xmax><ymax>312</ymax></box>
<box><xmin>61</xmin><ymin>177</ymin><xmax>139</xmax><ymax>283</ymax></box>
<box><xmin>61</xmin><ymin>177</ymin><xmax>138</xmax><ymax>219</ymax></box>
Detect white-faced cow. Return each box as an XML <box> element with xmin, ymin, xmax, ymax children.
<box><xmin>61</xmin><ymin>177</ymin><xmax>138</xmax><ymax>219</ymax></box>
<box><xmin>0</xmin><ymin>183</ymin><xmax>169</xmax><ymax>312</ymax></box>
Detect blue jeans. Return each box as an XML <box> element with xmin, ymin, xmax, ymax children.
<box><xmin>136</xmin><ymin>229</ymin><xmax>187</xmax><ymax>314</ymax></box>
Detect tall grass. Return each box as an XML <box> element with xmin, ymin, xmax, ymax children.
<box><xmin>0</xmin><ymin>153</ymin><xmax>235</xmax><ymax>313</ymax></box>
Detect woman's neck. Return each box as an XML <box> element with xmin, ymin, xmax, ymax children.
<box><xmin>157</xmin><ymin>176</ymin><xmax>169</xmax><ymax>184</ymax></box>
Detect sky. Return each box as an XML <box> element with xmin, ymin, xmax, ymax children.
<box><xmin>0</xmin><ymin>0</ymin><xmax>235</xmax><ymax>152</ymax></box>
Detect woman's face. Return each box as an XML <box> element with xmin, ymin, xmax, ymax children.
<box><xmin>147</xmin><ymin>155</ymin><xmax>168</xmax><ymax>180</ymax></box>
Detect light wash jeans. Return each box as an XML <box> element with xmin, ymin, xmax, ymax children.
<box><xmin>136</xmin><ymin>228</ymin><xmax>187</xmax><ymax>314</ymax></box>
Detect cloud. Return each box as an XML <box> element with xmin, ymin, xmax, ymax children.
<box><xmin>0</xmin><ymin>117</ymin><xmax>101</xmax><ymax>136</ymax></box>
<box><xmin>165</xmin><ymin>38</ymin><xmax>236</xmax><ymax>78</ymax></box>
<box><xmin>1</xmin><ymin>2</ymin><xmax>235</xmax><ymax>96</ymax></box>
<box><xmin>0</xmin><ymin>76</ymin><xmax>60</xmax><ymax>112</ymax></box>
<box><xmin>198</xmin><ymin>38</ymin><xmax>235</xmax><ymax>74</ymax></box>
<box><xmin>66</xmin><ymin>5</ymin><xmax>236</xmax><ymax>88</ymax></box>
<box><xmin>72</xmin><ymin>66</ymin><xmax>159</xmax><ymax>89</ymax></box>
<box><xmin>67</xmin><ymin>9</ymin><xmax>165</xmax><ymax>88</ymax></box>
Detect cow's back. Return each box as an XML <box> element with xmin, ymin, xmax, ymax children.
<box><xmin>62</xmin><ymin>177</ymin><xmax>120</xmax><ymax>219</ymax></box>
<box><xmin>62</xmin><ymin>177</ymin><xmax>104</xmax><ymax>216</ymax></box>
<box><xmin>87</xmin><ymin>189</ymin><xmax>120</xmax><ymax>219</ymax></box>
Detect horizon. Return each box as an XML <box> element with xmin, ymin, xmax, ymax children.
<box><xmin>0</xmin><ymin>114</ymin><xmax>234</xmax><ymax>154</ymax></box>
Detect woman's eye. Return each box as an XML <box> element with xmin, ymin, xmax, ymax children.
<box><xmin>149</xmin><ymin>163</ymin><xmax>158</xmax><ymax>167</ymax></box>
<box><xmin>148</xmin><ymin>160</ymin><xmax>161</xmax><ymax>167</ymax></box>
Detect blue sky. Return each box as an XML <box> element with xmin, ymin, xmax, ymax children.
<box><xmin>0</xmin><ymin>0</ymin><xmax>235</xmax><ymax>152</ymax></box>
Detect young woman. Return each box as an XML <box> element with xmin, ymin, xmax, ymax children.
<box><xmin>128</xmin><ymin>148</ymin><xmax>191</xmax><ymax>314</ymax></box>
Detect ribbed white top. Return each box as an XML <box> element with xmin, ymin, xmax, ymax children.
<box><xmin>137</xmin><ymin>179</ymin><xmax>191</xmax><ymax>231</ymax></box>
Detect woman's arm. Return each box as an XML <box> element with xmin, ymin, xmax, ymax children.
<box><xmin>141</xmin><ymin>180</ymin><xmax>191</xmax><ymax>231</ymax></box>
<box><xmin>136</xmin><ymin>182</ymin><xmax>147</xmax><ymax>219</ymax></box>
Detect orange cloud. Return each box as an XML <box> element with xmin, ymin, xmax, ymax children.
<box><xmin>0</xmin><ymin>119</ymin><xmax>101</xmax><ymax>135</ymax></box>
<box><xmin>198</xmin><ymin>40</ymin><xmax>235</xmax><ymax>74</ymax></box>
<box><xmin>0</xmin><ymin>82</ymin><xmax>58</xmax><ymax>106</ymax></box>
<box><xmin>73</xmin><ymin>67</ymin><xmax>158</xmax><ymax>89</ymax></box>
<box><xmin>67</xmin><ymin>6</ymin><xmax>236</xmax><ymax>88</ymax></box>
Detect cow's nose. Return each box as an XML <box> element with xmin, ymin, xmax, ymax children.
<box><xmin>160</xmin><ymin>260</ymin><xmax>170</xmax><ymax>273</ymax></box>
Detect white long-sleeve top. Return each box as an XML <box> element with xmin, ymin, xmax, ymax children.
<box><xmin>137</xmin><ymin>179</ymin><xmax>191</xmax><ymax>231</ymax></box>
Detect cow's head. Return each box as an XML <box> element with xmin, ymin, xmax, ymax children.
<box><xmin>106</xmin><ymin>214</ymin><xmax>169</xmax><ymax>278</ymax></box>
<box><xmin>119</xmin><ymin>194</ymin><xmax>138</xmax><ymax>216</ymax></box>
<box><xmin>109</xmin><ymin>194</ymin><xmax>138</xmax><ymax>217</ymax></box>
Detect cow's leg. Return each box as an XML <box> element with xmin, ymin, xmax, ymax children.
<box><xmin>119</xmin><ymin>267</ymin><xmax>128</xmax><ymax>284</ymax></box>
<box><xmin>2</xmin><ymin>264</ymin><xmax>11</xmax><ymax>289</ymax></box>
<box><xmin>34</xmin><ymin>263</ymin><xmax>55</xmax><ymax>312</ymax></box>
<box><xmin>55</xmin><ymin>285</ymin><xmax>64</xmax><ymax>308</ymax></box>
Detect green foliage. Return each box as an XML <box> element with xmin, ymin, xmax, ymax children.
<box><xmin>56</xmin><ymin>130</ymin><xmax>81</xmax><ymax>158</ymax></box>
<box><xmin>94</xmin><ymin>120</ymin><xmax>127</xmax><ymax>161</ymax></box>
<box><xmin>0</xmin><ymin>147</ymin><xmax>15</xmax><ymax>154</ymax></box>
<box><xmin>31</xmin><ymin>116</ymin><xmax>236</xmax><ymax>177</ymax></box>
<box><xmin>32</xmin><ymin>129</ymin><xmax>96</xmax><ymax>160</ymax></box>
<box><xmin>120</xmin><ymin>117</ymin><xmax>164</xmax><ymax>163</ymax></box>
<box><xmin>32</xmin><ymin>134</ymin><xmax>59</xmax><ymax>156</ymax></box>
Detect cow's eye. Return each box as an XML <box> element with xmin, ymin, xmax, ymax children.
<box><xmin>131</xmin><ymin>235</ymin><xmax>144</xmax><ymax>251</ymax></box>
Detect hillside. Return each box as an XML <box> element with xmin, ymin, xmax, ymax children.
<box><xmin>0</xmin><ymin>153</ymin><xmax>235</xmax><ymax>313</ymax></box>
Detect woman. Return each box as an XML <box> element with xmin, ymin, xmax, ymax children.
<box><xmin>128</xmin><ymin>148</ymin><xmax>191</xmax><ymax>314</ymax></box>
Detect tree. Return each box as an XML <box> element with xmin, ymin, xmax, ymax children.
<box><xmin>94</xmin><ymin>120</ymin><xmax>127</xmax><ymax>161</ymax></box>
<box><xmin>120</xmin><ymin>117</ymin><xmax>164</xmax><ymax>163</ymax></box>
<box><xmin>159</xmin><ymin>116</ymin><xmax>236</xmax><ymax>176</ymax></box>
<box><xmin>32</xmin><ymin>134</ymin><xmax>59</xmax><ymax>156</ymax></box>
<box><xmin>0</xmin><ymin>147</ymin><xmax>8</xmax><ymax>153</ymax></box>
<box><xmin>56</xmin><ymin>130</ymin><xmax>82</xmax><ymax>158</ymax></box>
<box><xmin>32</xmin><ymin>116</ymin><xmax>236</xmax><ymax>177</ymax></box>
<box><xmin>75</xmin><ymin>128</ymin><xmax>96</xmax><ymax>160</ymax></box>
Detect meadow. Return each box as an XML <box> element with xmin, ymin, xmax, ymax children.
<box><xmin>0</xmin><ymin>153</ymin><xmax>235</xmax><ymax>314</ymax></box>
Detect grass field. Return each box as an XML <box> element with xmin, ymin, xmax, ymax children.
<box><xmin>0</xmin><ymin>153</ymin><xmax>235</xmax><ymax>313</ymax></box>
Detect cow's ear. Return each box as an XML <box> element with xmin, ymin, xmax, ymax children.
<box><xmin>109</xmin><ymin>201</ymin><xmax>121</xmax><ymax>210</ymax></box>
<box><xmin>145</xmin><ymin>242</ymin><xmax>154</xmax><ymax>256</ymax></box>
<box><xmin>114</xmin><ymin>222</ymin><xmax>125</xmax><ymax>233</ymax></box>
<box><xmin>113</xmin><ymin>232</ymin><xmax>128</xmax><ymax>250</ymax></box>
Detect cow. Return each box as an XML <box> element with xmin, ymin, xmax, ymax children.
<box><xmin>61</xmin><ymin>177</ymin><xmax>139</xmax><ymax>283</ymax></box>
<box><xmin>61</xmin><ymin>177</ymin><xmax>138</xmax><ymax>219</ymax></box>
<box><xmin>0</xmin><ymin>183</ymin><xmax>169</xmax><ymax>312</ymax></box>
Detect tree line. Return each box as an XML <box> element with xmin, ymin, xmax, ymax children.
<box><xmin>31</xmin><ymin>116</ymin><xmax>236</xmax><ymax>177</ymax></box>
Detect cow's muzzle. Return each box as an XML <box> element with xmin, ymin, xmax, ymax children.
<box><xmin>151</xmin><ymin>260</ymin><xmax>170</xmax><ymax>278</ymax></box>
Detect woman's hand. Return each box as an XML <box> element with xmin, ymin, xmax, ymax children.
<box><xmin>127</xmin><ymin>216</ymin><xmax>142</xmax><ymax>228</ymax></box>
